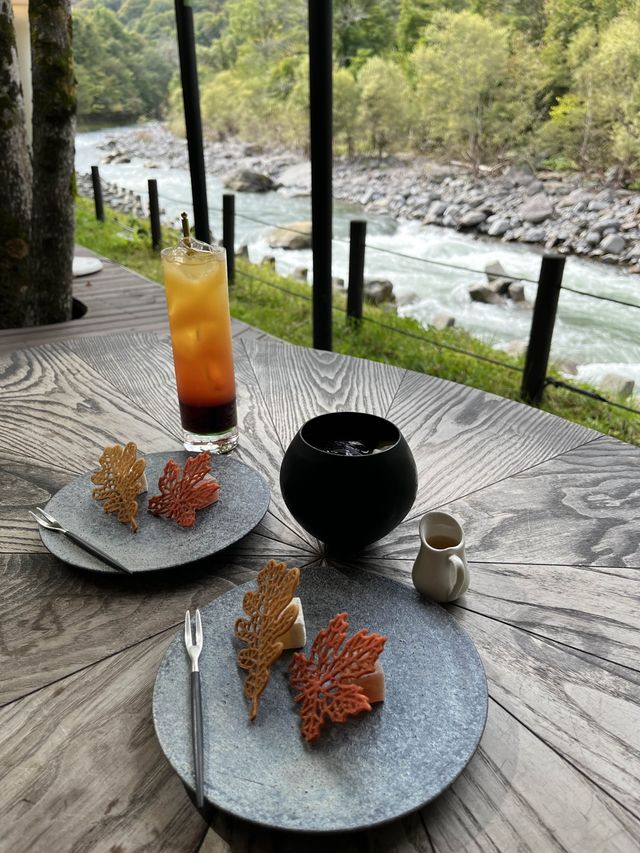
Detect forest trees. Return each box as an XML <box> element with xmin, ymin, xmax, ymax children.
<box><xmin>0</xmin><ymin>0</ymin><xmax>76</xmax><ymax>328</ymax></box>
<box><xmin>71</xmin><ymin>0</ymin><xmax>640</xmax><ymax>179</ymax></box>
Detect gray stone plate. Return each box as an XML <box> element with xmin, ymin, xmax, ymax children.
<box><xmin>153</xmin><ymin>564</ymin><xmax>488</xmax><ymax>833</ymax></box>
<box><xmin>38</xmin><ymin>452</ymin><xmax>270</xmax><ymax>574</ymax></box>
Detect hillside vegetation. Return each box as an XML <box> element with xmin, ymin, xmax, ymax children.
<box><xmin>72</xmin><ymin>0</ymin><xmax>640</xmax><ymax>178</ymax></box>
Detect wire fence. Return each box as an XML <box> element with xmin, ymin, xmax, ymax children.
<box><xmin>82</xmin><ymin>170</ymin><xmax>640</xmax><ymax>417</ymax></box>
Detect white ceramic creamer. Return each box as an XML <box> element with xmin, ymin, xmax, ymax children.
<box><xmin>412</xmin><ymin>511</ymin><xmax>470</xmax><ymax>603</ymax></box>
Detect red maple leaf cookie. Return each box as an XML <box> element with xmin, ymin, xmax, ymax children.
<box><xmin>148</xmin><ymin>451</ymin><xmax>219</xmax><ymax>527</ymax></box>
<box><xmin>289</xmin><ymin>612</ymin><xmax>386</xmax><ymax>742</ymax></box>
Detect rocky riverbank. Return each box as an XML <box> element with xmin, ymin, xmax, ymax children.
<box><xmin>87</xmin><ymin>122</ymin><xmax>640</xmax><ymax>273</ymax></box>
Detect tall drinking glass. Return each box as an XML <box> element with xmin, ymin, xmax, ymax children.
<box><xmin>161</xmin><ymin>237</ymin><xmax>238</xmax><ymax>453</ymax></box>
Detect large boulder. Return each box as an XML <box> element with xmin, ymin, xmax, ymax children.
<box><xmin>364</xmin><ymin>278</ymin><xmax>395</xmax><ymax>304</ymax></box>
<box><xmin>223</xmin><ymin>169</ymin><xmax>275</xmax><ymax>193</ymax></box>
<box><xmin>599</xmin><ymin>233</ymin><xmax>625</xmax><ymax>255</ymax></box>
<box><xmin>519</xmin><ymin>193</ymin><xmax>554</xmax><ymax>223</ymax></box>
<box><xmin>277</xmin><ymin>162</ymin><xmax>311</xmax><ymax>193</ymax></box>
<box><xmin>469</xmin><ymin>284</ymin><xmax>505</xmax><ymax>305</ymax></box>
<box><xmin>267</xmin><ymin>221</ymin><xmax>312</xmax><ymax>250</ymax></box>
<box><xmin>600</xmin><ymin>373</ymin><xmax>635</xmax><ymax>398</ymax></box>
<box><xmin>431</xmin><ymin>312</ymin><xmax>456</xmax><ymax>330</ymax></box>
<box><xmin>458</xmin><ymin>210</ymin><xmax>486</xmax><ymax>228</ymax></box>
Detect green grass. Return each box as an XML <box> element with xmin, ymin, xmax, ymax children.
<box><xmin>75</xmin><ymin>196</ymin><xmax>640</xmax><ymax>445</ymax></box>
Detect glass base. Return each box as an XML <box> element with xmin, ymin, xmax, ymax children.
<box><xmin>183</xmin><ymin>424</ymin><xmax>239</xmax><ymax>454</ymax></box>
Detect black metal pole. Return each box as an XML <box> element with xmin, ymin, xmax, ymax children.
<box><xmin>91</xmin><ymin>166</ymin><xmax>104</xmax><ymax>222</ymax></box>
<box><xmin>174</xmin><ymin>0</ymin><xmax>210</xmax><ymax>243</ymax></box>
<box><xmin>347</xmin><ymin>220</ymin><xmax>366</xmax><ymax>320</ymax></box>
<box><xmin>223</xmin><ymin>194</ymin><xmax>235</xmax><ymax>286</ymax></box>
<box><xmin>148</xmin><ymin>179</ymin><xmax>162</xmax><ymax>251</ymax></box>
<box><xmin>308</xmin><ymin>0</ymin><xmax>332</xmax><ymax>351</ymax></box>
<box><xmin>521</xmin><ymin>254</ymin><xmax>566</xmax><ymax>404</ymax></box>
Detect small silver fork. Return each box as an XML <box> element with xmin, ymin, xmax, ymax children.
<box><xmin>29</xmin><ymin>506</ymin><xmax>131</xmax><ymax>574</ymax></box>
<box><xmin>185</xmin><ymin>610</ymin><xmax>205</xmax><ymax>809</ymax></box>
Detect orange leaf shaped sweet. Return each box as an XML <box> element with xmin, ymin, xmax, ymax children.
<box><xmin>235</xmin><ymin>560</ymin><xmax>301</xmax><ymax>720</ymax></box>
<box><xmin>91</xmin><ymin>441</ymin><xmax>146</xmax><ymax>532</ymax></box>
<box><xmin>148</xmin><ymin>451</ymin><xmax>219</xmax><ymax>527</ymax></box>
<box><xmin>289</xmin><ymin>612</ymin><xmax>386</xmax><ymax>743</ymax></box>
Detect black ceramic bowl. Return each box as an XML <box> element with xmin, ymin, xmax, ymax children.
<box><xmin>280</xmin><ymin>412</ymin><xmax>417</xmax><ymax>551</ymax></box>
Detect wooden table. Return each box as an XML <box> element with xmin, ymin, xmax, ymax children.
<box><xmin>1</xmin><ymin>314</ymin><xmax>639</xmax><ymax>850</ymax></box>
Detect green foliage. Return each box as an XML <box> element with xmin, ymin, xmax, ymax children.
<box><xmin>74</xmin><ymin>4</ymin><xmax>172</xmax><ymax>121</ymax></box>
<box><xmin>357</xmin><ymin>56</ymin><xmax>411</xmax><ymax>155</ymax></box>
<box><xmin>73</xmin><ymin>0</ymin><xmax>640</xmax><ymax>177</ymax></box>
<box><xmin>412</xmin><ymin>10</ymin><xmax>531</xmax><ymax>167</ymax></box>
<box><xmin>74</xmin><ymin>196</ymin><xmax>640</xmax><ymax>446</ymax></box>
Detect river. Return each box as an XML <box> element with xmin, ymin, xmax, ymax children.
<box><xmin>76</xmin><ymin>127</ymin><xmax>640</xmax><ymax>392</ymax></box>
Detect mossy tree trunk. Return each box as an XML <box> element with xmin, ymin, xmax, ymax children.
<box><xmin>0</xmin><ymin>0</ymin><xmax>34</xmax><ymax>328</ymax></box>
<box><xmin>30</xmin><ymin>0</ymin><xmax>76</xmax><ymax>324</ymax></box>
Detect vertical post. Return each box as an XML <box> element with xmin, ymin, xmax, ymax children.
<box><xmin>347</xmin><ymin>220</ymin><xmax>367</xmax><ymax>320</ymax></box>
<box><xmin>521</xmin><ymin>254</ymin><xmax>566</xmax><ymax>404</ymax></box>
<box><xmin>91</xmin><ymin>166</ymin><xmax>104</xmax><ymax>222</ymax></box>
<box><xmin>308</xmin><ymin>0</ymin><xmax>332</xmax><ymax>351</ymax></box>
<box><xmin>148</xmin><ymin>179</ymin><xmax>162</xmax><ymax>251</ymax></box>
<box><xmin>174</xmin><ymin>0</ymin><xmax>210</xmax><ymax>243</ymax></box>
<box><xmin>223</xmin><ymin>194</ymin><xmax>235</xmax><ymax>286</ymax></box>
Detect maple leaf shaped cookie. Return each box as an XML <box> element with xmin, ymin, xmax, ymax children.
<box><xmin>289</xmin><ymin>612</ymin><xmax>386</xmax><ymax>742</ymax></box>
<box><xmin>235</xmin><ymin>560</ymin><xmax>300</xmax><ymax>720</ymax></box>
<box><xmin>148</xmin><ymin>451</ymin><xmax>220</xmax><ymax>527</ymax></box>
<box><xmin>91</xmin><ymin>442</ymin><xmax>146</xmax><ymax>532</ymax></box>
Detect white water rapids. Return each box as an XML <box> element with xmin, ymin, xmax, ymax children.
<box><xmin>76</xmin><ymin>128</ymin><xmax>640</xmax><ymax>392</ymax></box>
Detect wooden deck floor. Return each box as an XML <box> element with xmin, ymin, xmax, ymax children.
<box><xmin>0</xmin><ymin>247</ymin><xmax>268</xmax><ymax>354</ymax></box>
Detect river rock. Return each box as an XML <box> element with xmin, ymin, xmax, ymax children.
<box><xmin>224</xmin><ymin>169</ymin><xmax>275</xmax><ymax>193</ymax></box>
<box><xmin>487</xmin><ymin>218</ymin><xmax>510</xmax><ymax>236</ymax></box>
<box><xmin>333</xmin><ymin>277</ymin><xmax>345</xmax><ymax>289</ymax></box>
<box><xmin>267</xmin><ymin>221</ymin><xmax>312</xmax><ymax>250</ymax></box>
<box><xmin>526</xmin><ymin>180</ymin><xmax>544</xmax><ymax>195</ymax></box>
<box><xmin>277</xmin><ymin>161</ymin><xmax>311</xmax><ymax>193</ymax></box>
<box><xmin>519</xmin><ymin>193</ymin><xmax>554</xmax><ymax>223</ymax></box>
<box><xmin>485</xmin><ymin>260</ymin><xmax>515</xmax><ymax>282</ymax></box>
<box><xmin>469</xmin><ymin>284</ymin><xmax>505</xmax><ymax>305</ymax></box>
<box><xmin>521</xmin><ymin>227</ymin><xmax>546</xmax><ymax>243</ymax></box>
<box><xmin>261</xmin><ymin>255</ymin><xmax>276</xmax><ymax>269</ymax></box>
<box><xmin>599</xmin><ymin>233</ymin><xmax>625</xmax><ymax>254</ymax></box>
<box><xmin>431</xmin><ymin>312</ymin><xmax>456</xmax><ymax>330</ymax></box>
<box><xmin>235</xmin><ymin>243</ymin><xmax>249</xmax><ymax>259</ymax></box>
<box><xmin>458</xmin><ymin>210</ymin><xmax>487</xmax><ymax>228</ymax></box>
<box><xmin>364</xmin><ymin>279</ymin><xmax>395</xmax><ymax>304</ymax></box>
<box><xmin>508</xmin><ymin>282</ymin><xmax>526</xmax><ymax>302</ymax></box>
<box><xmin>488</xmin><ymin>276</ymin><xmax>514</xmax><ymax>296</ymax></box>
<box><xmin>600</xmin><ymin>373</ymin><xmax>635</xmax><ymax>398</ymax></box>
<box><xmin>293</xmin><ymin>266</ymin><xmax>308</xmax><ymax>281</ymax></box>
<box><xmin>585</xmin><ymin>231</ymin><xmax>601</xmax><ymax>246</ymax></box>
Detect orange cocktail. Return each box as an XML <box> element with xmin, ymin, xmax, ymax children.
<box><xmin>162</xmin><ymin>237</ymin><xmax>238</xmax><ymax>453</ymax></box>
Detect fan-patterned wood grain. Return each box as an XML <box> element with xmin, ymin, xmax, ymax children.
<box><xmin>423</xmin><ymin>697</ymin><xmax>640</xmax><ymax>852</ymax></box>
<box><xmin>0</xmin><ymin>552</ymin><xmax>315</xmax><ymax>705</ymax></box>
<box><xmin>435</xmin><ymin>435</ymin><xmax>640</xmax><ymax>568</ymax></box>
<box><xmin>0</xmin><ymin>631</ymin><xmax>205</xmax><ymax>853</ymax></box>
<box><xmin>451</xmin><ymin>606</ymin><xmax>640</xmax><ymax>815</ymax></box>
<box><xmin>365</xmin><ymin>434</ymin><xmax>640</xmax><ymax>568</ymax></box>
<box><xmin>243</xmin><ymin>337</ymin><xmax>406</xmax><ymax>448</ymax></box>
<box><xmin>0</xmin><ymin>343</ymin><xmax>181</xmax><ymax>477</ymax></box>
<box><xmin>386</xmin><ymin>369</ymin><xmax>599</xmax><ymax>516</ymax></box>
<box><xmin>354</xmin><ymin>555</ymin><xmax>640</xmax><ymax>671</ymax></box>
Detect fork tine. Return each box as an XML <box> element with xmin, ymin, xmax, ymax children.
<box><xmin>195</xmin><ymin>609</ymin><xmax>203</xmax><ymax>648</ymax></box>
<box><xmin>184</xmin><ymin>610</ymin><xmax>192</xmax><ymax>648</ymax></box>
<box><xmin>29</xmin><ymin>509</ymin><xmax>45</xmax><ymax>525</ymax></box>
<box><xmin>37</xmin><ymin>507</ymin><xmax>57</xmax><ymax>524</ymax></box>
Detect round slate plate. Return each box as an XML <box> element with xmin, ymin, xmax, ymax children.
<box><xmin>39</xmin><ymin>452</ymin><xmax>270</xmax><ymax>574</ymax></box>
<box><xmin>153</xmin><ymin>564</ymin><xmax>488</xmax><ymax>833</ymax></box>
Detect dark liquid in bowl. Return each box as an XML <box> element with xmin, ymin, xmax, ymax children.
<box><xmin>179</xmin><ymin>398</ymin><xmax>237</xmax><ymax>434</ymax></box>
<box><xmin>314</xmin><ymin>439</ymin><xmax>395</xmax><ymax>457</ymax></box>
